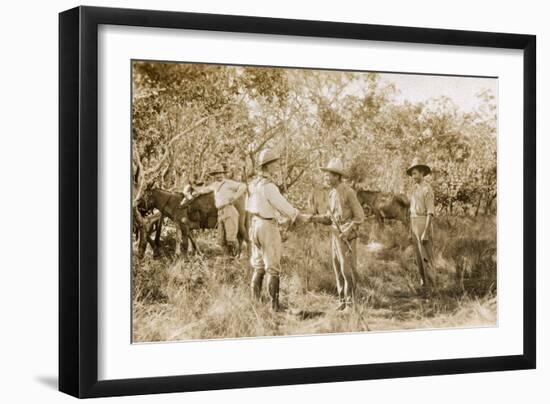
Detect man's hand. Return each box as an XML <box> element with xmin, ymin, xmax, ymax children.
<box><xmin>310</xmin><ymin>215</ymin><xmax>331</xmax><ymax>225</ymax></box>
<box><xmin>294</xmin><ymin>213</ymin><xmax>312</xmax><ymax>225</ymax></box>
<box><xmin>339</xmin><ymin>223</ymin><xmax>356</xmax><ymax>241</ymax></box>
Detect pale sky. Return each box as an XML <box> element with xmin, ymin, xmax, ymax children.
<box><xmin>380</xmin><ymin>73</ymin><xmax>497</xmax><ymax>112</ymax></box>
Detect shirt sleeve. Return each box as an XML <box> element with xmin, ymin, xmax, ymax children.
<box><xmin>224</xmin><ymin>180</ymin><xmax>241</xmax><ymax>193</ymax></box>
<box><xmin>221</xmin><ymin>180</ymin><xmax>246</xmax><ymax>200</ymax></box>
<box><xmin>265</xmin><ymin>183</ymin><xmax>299</xmax><ymax>221</ymax></box>
<box><xmin>194</xmin><ymin>184</ymin><xmax>215</xmax><ymax>195</ymax></box>
<box><xmin>235</xmin><ymin>182</ymin><xmax>247</xmax><ymax>199</ymax></box>
<box><xmin>348</xmin><ymin>188</ymin><xmax>365</xmax><ymax>224</ymax></box>
<box><xmin>425</xmin><ymin>186</ymin><xmax>435</xmax><ymax>216</ymax></box>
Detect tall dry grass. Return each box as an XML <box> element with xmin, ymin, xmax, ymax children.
<box><xmin>132</xmin><ymin>215</ymin><xmax>497</xmax><ymax>342</ymax></box>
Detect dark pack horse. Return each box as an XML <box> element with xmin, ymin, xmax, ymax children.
<box><xmin>355</xmin><ymin>189</ymin><xmax>410</xmax><ymax>228</ymax></box>
<box><xmin>139</xmin><ymin>188</ymin><xmax>249</xmax><ymax>257</ymax></box>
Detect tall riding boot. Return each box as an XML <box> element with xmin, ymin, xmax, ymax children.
<box><xmin>267</xmin><ymin>274</ymin><xmax>281</xmax><ymax>312</ymax></box>
<box><xmin>250</xmin><ymin>271</ymin><xmax>264</xmax><ymax>301</ymax></box>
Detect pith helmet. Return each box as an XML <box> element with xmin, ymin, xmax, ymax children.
<box><xmin>406</xmin><ymin>158</ymin><xmax>431</xmax><ymax>176</ymax></box>
<box><xmin>320</xmin><ymin>158</ymin><xmax>346</xmax><ymax>177</ymax></box>
<box><xmin>257</xmin><ymin>148</ymin><xmax>280</xmax><ymax>168</ymax></box>
<box><xmin>208</xmin><ymin>164</ymin><xmax>227</xmax><ymax>176</ymax></box>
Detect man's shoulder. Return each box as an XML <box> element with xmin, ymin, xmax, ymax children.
<box><xmin>339</xmin><ymin>182</ymin><xmax>357</xmax><ymax>197</ymax></box>
<box><xmin>250</xmin><ymin>175</ymin><xmax>275</xmax><ymax>190</ymax></box>
<box><xmin>421</xmin><ymin>182</ymin><xmax>434</xmax><ymax>192</ymax></box>
<box><xmin>264</xmin><ymin>181</ymin><xmax>281</xmax><ymax>195</ymax></box>
<box><xmin>222</xmin><ymin>178</ymin><xmax>242</xmax><ymax>187</ymax></box>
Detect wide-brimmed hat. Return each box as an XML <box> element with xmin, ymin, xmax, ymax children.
<box><xmin>257</xmin><ymin>148</ymin><xmax>280</xmax><ymax>168</ymax></box>
<box><xmin>320</xmin><ymin>158</ymin><xmax>346</xmax><ymax>176</ymax></box>
<box><xmin>406</xmin><ymin>158</ymin><xmax>431</xmax><ymax>176</ymax></box>
<box><xmin>208</xmin><ymin>164</ymin><xmax>227</xmax><ymax>176</ymax></box>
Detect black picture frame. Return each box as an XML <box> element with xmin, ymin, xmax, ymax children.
<box><xmin>59</xmin><ymin>5</ymin><xmax>536</xmax><ymax>398</ymax></box>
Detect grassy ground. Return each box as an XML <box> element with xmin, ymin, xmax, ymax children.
<box><xmin>132</xmin><ymin>216</ymin><xmax>497</xmax><ymax>342</ymax></box>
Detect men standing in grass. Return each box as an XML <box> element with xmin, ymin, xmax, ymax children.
<box><xmin>311</xmin><ymin>158</ymin><xmax>365</xmax><ymax>311</ymax></box>
<box><xmin>181</xmin><ymin>164</ymin><xmax>247</xmax><ymax>255</ymax></box>
<box><xmin>247</xmin><ymin>148</ymin><xmax>310</xmax><ymax>312</ymax></box>
<box><xmin>407</xmin><ymin>158</ymin><xmax>437</xmax><ymax>294</ymax></box>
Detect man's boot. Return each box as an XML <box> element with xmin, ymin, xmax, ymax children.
<box><xmin>267</xmin><ymin>274</ymin><xmax>281</xmax><ymax>312</ymax></box>
<box><xmin>250</xmin><ymin>271</ymin><xmax>264</xmax><ymax>301</ymax></box>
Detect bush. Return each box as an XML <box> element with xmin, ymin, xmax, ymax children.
<box><xmin>132</xmin><ymin>215</ymin><xmax>497</xmax><ymax>342</ymax></box>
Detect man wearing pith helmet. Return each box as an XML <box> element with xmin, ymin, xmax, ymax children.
<box><xmin>311</xmin><ymin>158</ymin><xmax>365</xmax><ymax>311</ymax></box>
<box><xmin>407</xmin><ymin>158</ymin><xmax>437</xmax><ymax>293</ymax></box>
<box><xmin>246</xmin><ymin>148</ymin><xmax>310</xmax><ymax>312</ymax></box>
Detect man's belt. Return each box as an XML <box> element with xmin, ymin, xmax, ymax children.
<box><xmin>251</xmin><ymin>213</ymin><xmax>275</xmax><ymax>221</ymax></box>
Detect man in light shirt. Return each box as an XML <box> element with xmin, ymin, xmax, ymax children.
<box><xmin>311</xmin><ymin>158</ymin><xmax>365</xmax><ymax>311</ymax></box>
<box><xmin>182</xmin><ymin>165</ymin><xmax>246</xmax><ymax>255</ymax></box>
<box><xmin>247</xmin><ymin>148</ymin><xmax>310</xmax><ymax>311</ymax></box>
<box><xmin>407</xmin><ymin>158</ymin><xmax>437</xmax><ymax>294</ymax></box>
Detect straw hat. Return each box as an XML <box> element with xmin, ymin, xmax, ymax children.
<box><xmin>406</xmin><ymin>158</ymin><xmax>431</xmax><ymax>176</ymax></box>
<box><xmin>320</xmin><ymin>158</ymin><xmax>346</xmax><ymax>176</ymax></box>
<box><xmin>257</xmin><ymin>148</ymin><xmax>280</xmax><ymax>168</ymax></box>
<box><xmin>208</xmin><ymin>164</ymin><xmax>227</xmax><ymax>176</ymax></box>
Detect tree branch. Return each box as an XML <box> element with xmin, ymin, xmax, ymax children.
<box><xmin>144</xmin><ymin>109</ymin><xmax>226</xmax><ymax>177</ymax></box>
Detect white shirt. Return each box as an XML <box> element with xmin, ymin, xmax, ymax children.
<box><xmin>246</xmin><ymin>174</ymin><xmax>299</xmax><ymax>222</ymax></box>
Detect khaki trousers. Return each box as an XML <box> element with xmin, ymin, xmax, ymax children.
<box><xmin>217</xmin><ymin>204</ymin><xmax>239</xmax><ymax>245</ymax></box>
<box><xmin>331</xmin><ymin>232</ymin><xmax>358</xmax><ymax>305</ymax></box>
<box><xmin>249</xmin><ymin>216</ymin><xmax>282</xmax><ymax>276</ymax></box>
<box><xmin>410</xmin><ymin>216</ymin><xmax>436</xmax><ymax>288</ymax></box>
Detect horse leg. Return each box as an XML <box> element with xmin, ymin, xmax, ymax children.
<box><xmin>377</xmin><ymin>212</ymin><xmax>385</xmax><ymax>230</ymax></box>
<box><xmin>187</xmin><ymin>234</ymin><xmax>202</xmax><ymax>256</ymax></box>
<box><xmin>176</xmin><ymin>224</ymin><xmax>189</xmax><ymax>258</ymax></box>
<box><xmin>146</xmin><ymin>235</ymin><xmax>158</xmax><ymax>258</ymax></box>
<box><xmin>175</xmin><ymin>225</ymin><xmax>182</xmax><ymax>256</ymax></box>
<box><xmin>137</xmin><ymin>226</ymin><xmax>148</xmax><ymax>258</ymax></box>
<box><xmin>154</xmin><ymin>214</ymin><xmax>163</xmax><ymax>246</ymax></box>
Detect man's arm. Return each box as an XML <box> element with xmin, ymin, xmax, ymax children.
<box><xmin>182</xmin><ymin>184</ymin><xmax>215</xmax><ymax>204</ymax></box>
<box><xmin>421</xmin><ymin>186</ymin><xmax>435</xmax><ymax>241</ymax></box>
<box><xmin>310</xmin><ymin>212</ymin><xmax>332</xmax><ymax>225</ymax></box>
<box><xmin>224</xmin><ymin>179</ymin><xmax>244</xmax><ymax>193</ymax></box>
<box><xmin>194</xmin><ymin>185</ymin><xmax>215</xmax><ymax>196</ymax></box>
<box><xmin>216</xmin><ymin>180</ymin><xmax>247</xmax><ymax>207</ymax></box>
<box><xmin>339</xmin><ymin>188</ymin><xmax>365</xmax><ymax>238</ymax></box>
<box><xmin>265</xmin><ymin>183</ymin><xmax>299</xmax><ymax>223</ymax></box>
<box><xmin>348</xmin><ymin>188</ymin><xmax>365</xmax><ymax>225</ymax></box>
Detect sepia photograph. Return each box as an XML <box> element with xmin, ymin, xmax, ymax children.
<box><xmin>131</xmin><ymin>60</ymin><xmax>497</xmax><ymax>343</ymax></box>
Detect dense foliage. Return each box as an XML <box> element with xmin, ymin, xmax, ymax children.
<box><xmin>132</xmin><ymin>61</ymin><xmax>496</xmax><ymax>216</ymax></box>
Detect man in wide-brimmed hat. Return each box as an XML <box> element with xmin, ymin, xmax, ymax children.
<box><xmin>407</xmin><ymin>158</ymin><xmax>437</xmax><ymax>293</ymax></box>
<box><xmin>246</xmin><ymin>148</ymin><xmax>310</xmax><ymax>311</ymax></box>
<box><xmin>182</xmin><ymin>163</ymin><xmax>246</xmax><ymax>255</ymax></box>
<box><xmin>311</xmin><ymin>158</ymin><xmax>365</xmax><ymax>311</ymax></box>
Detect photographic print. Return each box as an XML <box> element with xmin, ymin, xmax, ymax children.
<box><xmin>131</xmin><ymin>61</ymin><xmax>497</xmax><ymax>343</ymax></box>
